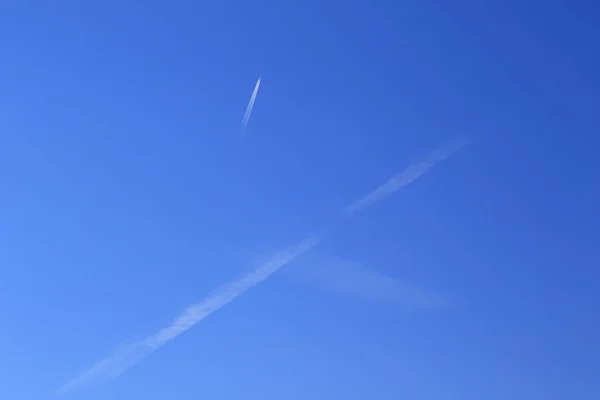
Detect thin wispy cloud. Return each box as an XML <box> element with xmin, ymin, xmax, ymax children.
<box><xmin>57</xmin><ymin>138</ymin><xmax>466</xmax><ymax>395</ymax></box>
<box><xmin>289</xmin><ymin>254</ymin><xmax>450</xmax><ymax>309</ymax></box>
<box><xmin>240</xmin><ymin>77</ymin><xmax>261</xmax><ymax>133</ymax></box>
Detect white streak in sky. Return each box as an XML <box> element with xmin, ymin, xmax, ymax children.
<box><xmin>56</xmin><ymin>233</ymin><xmax>323</xmax><ymax>395</ymax></box>
<box><xmin>56</xmin><ymin>138</ymin><xmax>467</xmax><ymax>395</ymax></box>
<box><xmin>143</xmin><ymin>233</ymin><xmax>322</xmax><ymax>349</ymax></box>
<box><xmin>241</xmin><ymin>78</ymin><xmax>261</xmax><ymax>132</ymax></box>
<box><xmin>345</xmin><ymin>137</ymin><xmax>468</xmax><ymax>215</ymax></box>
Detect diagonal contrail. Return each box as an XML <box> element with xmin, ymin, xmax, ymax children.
<box><xmin>240</xmin><ymin>77</ymin><xmax>261</xmax><ymax>133</ymax></box>
<box><xmin>56</xmin><ymin>138</ymin><xmax>467</xmax><ymax>395</ymax></box>
<box><xmin>56</xmin><ymin>233</ymin><xmax>323</xmax><ymax>395</ymax></box>
<box><xmin>344</xmin><ymin>137</ymin><xmax>468</xmax><ymax>215</ymax></box>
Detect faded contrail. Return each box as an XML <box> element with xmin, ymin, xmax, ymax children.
<box><xmin>56</xmin><ymin>138</ymin><xmax>467</xmax><ymax>395</ymax></box>
<box><xmin>241</xmin><ymin>77</ymin><xmax>261</xmax><ymax>132</ymax></box>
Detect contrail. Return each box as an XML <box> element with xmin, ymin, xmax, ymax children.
<box><xmin>56</xmin><ymin>138</ymin><xmax>467</xmax><ymax>395</ymax></box>
<box><xmin>345</xmin><ymin>137</ymin><xmax>468</xmax><ymax>215</ymax></box>
<box><xmin>56</xmin><ymin>233</ymin><xmax>323</xmax><ymax>395</ymax></box>
<box><xmin>240</xmin><ymin>77</ymin><xmax>261</xmax><ymax>133</ymax></box>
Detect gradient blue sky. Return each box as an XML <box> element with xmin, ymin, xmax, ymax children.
<box><xmin>1</xmin><ymin>1</ymin><xmax>599</xmax><ymax>399</ymax></box>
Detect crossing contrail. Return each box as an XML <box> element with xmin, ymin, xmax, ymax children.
<box><xmin>241</xmin><ymin>77</ymin><xmax>261</xmax><ymax>133</ymax></box>
<box><xmin>56</xmin><ymin>138</ymin><xmax>467</xmax><ymax>395</ymax></box>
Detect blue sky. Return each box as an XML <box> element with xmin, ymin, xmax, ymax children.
<box><xmin>1</xmin><ymin>1</ymin><xmax>599</xmax><ymax>399</ymax></box>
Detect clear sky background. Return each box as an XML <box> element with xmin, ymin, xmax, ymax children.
<box><xmin>1</xmin><ymin>1</ymin><xmax>599</xmax><ymax>399</ymax></box>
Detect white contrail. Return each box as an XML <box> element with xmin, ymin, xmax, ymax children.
<box><xmin>143</xmin><ymin>233</ymin><xmax>323</xmax><ymax>349</ymax></box>
<box><xmin>345</xmin><ymin>137</ymin><xmax>468</xmax><ymax>215</ymax></box>
<box><xmin>240</xmin><ymin>77</ymin><xmax>261</xmax><ymax>132</ymax></box>
<box><xmin>56</xmin><ymin>138</ymin><xmax>467</xmax><ymax>395</ymax></box>
<box><xmin>56</xmin><ymin>233</ymin><xmax>323</xmax><ymax>395</ymax></box>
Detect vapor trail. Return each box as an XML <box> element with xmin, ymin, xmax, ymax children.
<box><xmin>241</xmin><ymin>77</ymin><xmax>261</xmax><ymax>133</ymax></box>
<box><xmin>56</xmin><ymin>234</ymin><xmax>323</xmax><ymax>395</ymax></box>
<box><xmin>345</xmin><ymin>137</ymin><xmax>468</xmax><ymax>215</ymax></box>
<box><xmin>56</xmin><ymin>138</ymin><xmax>467</xmax><ymax>395</ymax></box>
